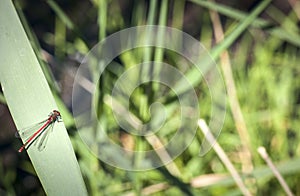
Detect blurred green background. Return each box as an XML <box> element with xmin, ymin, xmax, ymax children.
<box><xmin>0</xmin><ymin>0</ymin><xmax>300</xmax><ymax>195</ymax></box>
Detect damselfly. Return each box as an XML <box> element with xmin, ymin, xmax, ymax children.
<box><xmin>17</xmin><ymin>110</ymin><xmax>62</xmax><ymax>152</ymax></box>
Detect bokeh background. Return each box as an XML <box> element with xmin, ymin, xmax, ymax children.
<box><xmin>0</xmin><ymin>0</ymin><xmax>300</xmax><ymax>195</ymax></box>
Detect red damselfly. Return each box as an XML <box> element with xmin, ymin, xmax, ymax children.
<box><xmin>17</xmin><ymin>110</ymin><xmax>62</xmax><ymax>152</ymax></box>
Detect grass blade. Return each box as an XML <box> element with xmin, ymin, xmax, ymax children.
<box><xmin>0</xmin><ymin>1</ymin><xmax>87</xmax><ymax>195</ymax></box>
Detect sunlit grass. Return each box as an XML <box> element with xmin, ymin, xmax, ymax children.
<box><xmin>2</xmin><ymin>0</ymin><xmax>300</xmax><ymax>195</ymax></box>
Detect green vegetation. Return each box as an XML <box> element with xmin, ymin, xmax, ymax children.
<box><xmin>0</xmin><ymin>0</ymin><xmax>299</xmax><ymax>195</ymax></box>
<box><xmin>0</xmin><ymin>0</ymin><xmax>87</xmax><ymax>195</ymax></box>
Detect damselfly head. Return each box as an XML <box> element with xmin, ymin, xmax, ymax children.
<box><xmin>52</xmin><ymin>110</ymin><xmax>60</xmax><ymax>115</ymax></box>
<box><xmin>52</xmin><ymin>110</ymin><xmax>62</xmax><ymax>121</ymax></box>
